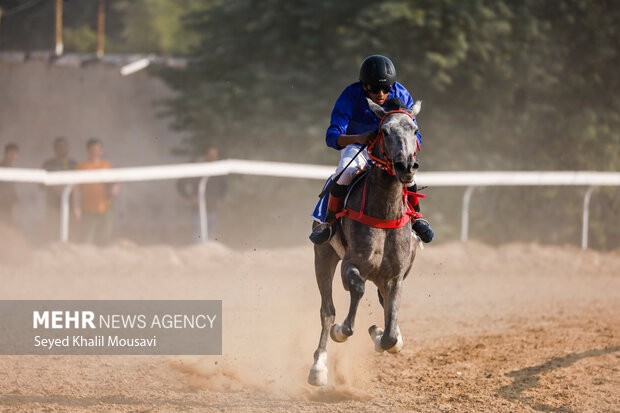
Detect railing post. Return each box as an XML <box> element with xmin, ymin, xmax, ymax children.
<box><xmin>198</xmin><ymin>177</ymin><xmax>209</xmax><ymax>243</ymax></box>
<box><xmin>461</xmin><ymin>186</ymin><xmax>476</xmax><ymax>242</ymax></box>
<box><xmin>60</xmin><ymin>184</ymin><xmax>73</xmax><ymax>242</ymax></box>
<box><xmin>582</xmin><ymin>186</ymin><xmax>596</xmax><ymax>250</ymax></box>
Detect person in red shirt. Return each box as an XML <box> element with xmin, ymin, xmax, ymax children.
<box><xmin>72</xmin><ymin>138</ymin><xmax>119</xmax><ymax>245</ymax></box>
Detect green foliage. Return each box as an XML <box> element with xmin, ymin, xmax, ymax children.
<box><xmin>154</xmin><ymin>0</ymin><xmax>619</xmax><ymax>248</ymax></box>
<box><xmin>0</xmin><ymin>0</ymin><xmax>207</xmax><ymax>55</ymax></box>
<box><xmin>112</xmin><ymin>0</ymin><xmax>206</xmax><ymax>55</ymax></box>
<box><xmin>159</xmin><ymin>0</ymin><xmax>619</xmax><ymax>166</ymax></box>
<box><xmin>64</xmin><ymin>25</ymin><xmax>98</xmax><ymax>53</ymax></box>
<box><xmin>1</xmin><ymin>0</ymin><xmax>617</xmax><ymax>248</ymax></box>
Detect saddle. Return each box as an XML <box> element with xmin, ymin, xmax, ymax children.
<box><xmin>312</xmin><ymin>171</ymin><xmax>422</xmax><ymax>228</ymax></box>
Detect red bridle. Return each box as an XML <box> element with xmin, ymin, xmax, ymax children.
<box><xmin>367</xmin><ymin>109</ymin><xmax>418</xmax><ymax>175</ymax></box>
<box><xmin>332</xmin><ymin>110</ymin><xmax>425</xmax><ymax>230</ymax></box>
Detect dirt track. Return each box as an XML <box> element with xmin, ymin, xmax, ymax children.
<box><xmin>0</xmin><ymin>234</ymin><xmax>618</xmax><ymax>412</ymax></box>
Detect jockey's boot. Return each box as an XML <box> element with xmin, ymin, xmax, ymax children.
<box><xmin>309</xmin><ymin>183</ymin><xmax>348</xmax><ymax>245</ymax></box>
<box><xmin>407</xmin><ymin>183</ymin><xmax>435</xmax><ymax>243</ymax></box>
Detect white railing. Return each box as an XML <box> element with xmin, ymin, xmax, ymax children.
<box><xmin>1</xmin><ymin>159</ymin><xmax>619</xmax><ymax>249</ymax></box>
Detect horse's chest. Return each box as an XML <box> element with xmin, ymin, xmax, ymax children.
<box><xmin>369</xmin><ymin>249</ymin><xmax>412</xmax><ymax>277</ymax></box>
<box><xmin>345</xmin><ymin>230</ymin><xmax>414</xmax><ymax>278</ymax></box>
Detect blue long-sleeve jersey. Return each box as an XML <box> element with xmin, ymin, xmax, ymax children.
<box><xmin>326</xmin><ymin>81</ymin><xmax>422</xmax><ymax>150</ymax></box>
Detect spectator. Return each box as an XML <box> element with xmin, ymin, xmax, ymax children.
<box><xmin>42</xmin><ymin>137</ymin><xmax>77</xmax><ymax>241</ymax></box>
<box><xmin>176</xmin><ymin>146</ymin><xmax>227</xmax><ymax>242</ymax></box>
<box><xmin>72</xmin><ymin>138</ymin><xmax>119</xmax><ymax>245</ymax></box>
<box><xmin>0</xmin><ymin>143</ymin><xmax>20</xmax><ymax>227</ymax></box>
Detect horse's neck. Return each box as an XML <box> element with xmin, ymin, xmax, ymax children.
<box><xmin>365</xmin><ymin>167</ymin><xmax>404</xmax><ymax>220</ymax></box>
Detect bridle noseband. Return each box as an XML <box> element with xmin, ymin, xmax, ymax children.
<box><xmin>367</xmin><ymin>110</ymin><xmax>416</xmax><ymax>175</ymax></box>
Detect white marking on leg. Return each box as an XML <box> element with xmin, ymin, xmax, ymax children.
<box><xmin>369</xmin><ymin>325</ymin><xmax>384</xmax><ymax>353</ymax></box>
<box><xmin>308</xmin><ymin>350</ymin><xmax>328</xmax><ymax>386</ymax></box>
<box><xmin>374</xmin><ymin>335</ymin><xmax>385</xmax><ymax>353</ymax></box>
<box><xmin>387</xmin><ymin>328</ymin><xmax>403</xmax><ymax>354</ymax></box>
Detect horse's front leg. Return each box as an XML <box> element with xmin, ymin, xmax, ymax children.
<box><xmin>369</xmin><ymin>277</ymin><xmax>403</xmax><ymax>354</ymax></box>
<box><xmin>308</xmin><ymin>244</ymin><xmax>340</xmax><ymax>386</ymax></box>
<box><xmin>330</xmin><ymin>261</ymin><xmax>365</xmax><ymax>342</ymax></box>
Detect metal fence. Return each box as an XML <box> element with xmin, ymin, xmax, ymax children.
<box><xmin>1</xmin><ymin>160</ymin><xmax>619</xmax><ymax>249</ymax></box>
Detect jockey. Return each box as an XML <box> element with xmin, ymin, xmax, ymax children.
<box><xmin>309</xmin><ymin>55</ymin><xmax>435</xmax><ymax>245</ymax></box>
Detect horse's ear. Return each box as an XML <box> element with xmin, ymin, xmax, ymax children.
<box><xmin>367</xmin><ymin>98</ymin><xmax>386</xmax><ymax>119</ymax></box>
<box><xmin>408</xmin><ymin>100</ymin><xmax>422</xmax><ymax>117</ymax></box>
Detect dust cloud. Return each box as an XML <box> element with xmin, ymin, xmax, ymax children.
<box><xmin>0</xmin><ymin>224</ymin><xmax>618</xmax><ymax>410</ymax></box>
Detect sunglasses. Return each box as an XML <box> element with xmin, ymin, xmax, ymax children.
<box><xmin>366</xmin><ymin>84</ymin><xmax>392</xmax><ymax>94</ymax></box>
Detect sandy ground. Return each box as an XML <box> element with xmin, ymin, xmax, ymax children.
<box><xmin>0</xmin><ymin>229</ymin><xmax>619</xmax><ymax>412</ymax></box>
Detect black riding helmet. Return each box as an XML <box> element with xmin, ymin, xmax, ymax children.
<box><xmin>359</xmin><ymin>55</ymin><xmax>396</xmax><ymax>92</ymax></box>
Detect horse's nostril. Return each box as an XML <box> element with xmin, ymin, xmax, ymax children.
<box><xmin>394</xmin><ymin>161</ymin><xmax>407</xmax><ymax>171</ymax></box>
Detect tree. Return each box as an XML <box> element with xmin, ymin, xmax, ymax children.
<box><xmin>155</xmin><ymin>0</ymin><xmax>619</xmax><ymax>248</ymax></box>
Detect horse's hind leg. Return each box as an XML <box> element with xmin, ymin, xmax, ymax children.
<box><xmin>308</xmin><ymin>244</ymin><xmax>340</xmax><ymax>386</ymax></box>
<box><xmin>330</xmin><ymin>262</ymin><xmax>365</xmax><ymax>342</ymax></box>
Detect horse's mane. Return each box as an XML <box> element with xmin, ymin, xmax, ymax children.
<box><xmin>383</xmin><ymin>97</ymin><xmax>407</xmax><ymax>111</ymax></box>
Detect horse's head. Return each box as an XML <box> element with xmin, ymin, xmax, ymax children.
<box><xmin>367</xmin><ymin>97</ymin><xmax>422</xmax><ymax>185</ymax></box>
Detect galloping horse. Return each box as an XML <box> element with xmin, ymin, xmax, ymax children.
<box><xmin>308</xmin><ymin>97</ymin><xmax>422</xmax><ymax>386</ymax></box>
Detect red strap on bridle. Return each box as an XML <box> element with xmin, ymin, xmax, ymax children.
<box><xmin>367</xmin><ymin>109</ymin><xmax>415</xmax><ymax>176</ymax></box>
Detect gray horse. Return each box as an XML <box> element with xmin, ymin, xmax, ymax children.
<box><xmin>308</xmin><ymin>98</ymin><xmax>422</xmax><ymax>387</ymax></box>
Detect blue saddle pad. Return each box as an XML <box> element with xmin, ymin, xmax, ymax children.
<box><xmin>311</xmin><ymin>177</ymin><xmax>332</xmax><ymax>223</ymax></box>
<box><xmin>311</xmin><ymin>171</ymin><xmax>369</xmax><ymax>223</ymax></box>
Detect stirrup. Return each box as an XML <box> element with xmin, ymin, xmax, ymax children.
<box><xmin>415</xmin><ymin>218</ymin><xmax>431</xmax><ymax>227</ymax></box>
<box><xmin>309</xmin><ymin>223</ymin><xmax>334</xmax><ymax>245</ymax></box>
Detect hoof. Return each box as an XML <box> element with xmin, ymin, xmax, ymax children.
<box><xmin>369</xmin><ymin>325</ymin><xmax>384</xmax><ymax>353</ymax></box>
<box><xmin>330</xmin><ymin>323</ymin><xmax>348</xmax><ymax>343</ymax></box>
<box><xmin>387</xmin><ymin>333</ymin><xmax>403</xmax><ymax>354</ymax></box>
<box><xmin>308</xmin><ymin>365</ymin><xmax>328</xmax><ymax>386</ymax></box>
